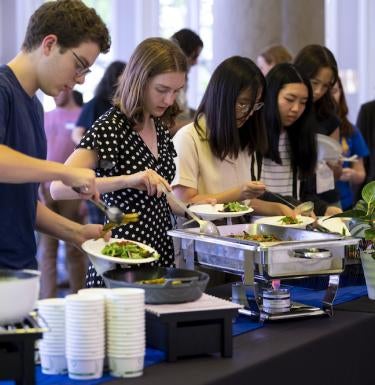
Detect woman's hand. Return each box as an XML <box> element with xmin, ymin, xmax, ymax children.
<box><xmin>326</xmin><ymin>160</ymin><xmax>343</xmax><ymax>180</ymax></box>
<box><xmin>240</xmin><ymin>181</ymin><xmax>266</xmax><ymax>200</ymax></box>
<box><xmin>124</xmin><ymin>168</ymin><xmax>171</xmax><ymax>197</ymax></box>
<box><xmin>73</xmin><ymin>224</ymin><xmax>112</xmax><ymax>249</ymax></box>
<box><xmin>275</xmin><ymin>203</ymin><xmax>296</xmax><ymax>217</ymax></box>
<box><xmin>324</xmin><ymin>206</ymin><xmax>342</xmax><ymax>216</ymax></box>
<box><xmin>339</xmin><ymin>167</ymin><xmax>355</xmax><ymax>182</ymax></box>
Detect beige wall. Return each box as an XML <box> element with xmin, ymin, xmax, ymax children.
<box><xmin>213</xmin><ymin>0</ymin><xmax>324</xmax><ymax>66</ymax></box>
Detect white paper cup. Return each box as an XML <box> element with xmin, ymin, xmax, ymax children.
<box><xmin>108</xmin><ymin>355</ymin><xmax>144</xmax><ymax>378</ymax></box>
<box><xmin>40</xmin><ymin>353</ymin><xmax>67</xmax><ymax>375</ymax></box>
<box><xmin>67</xmin><ymin>357</ymin><xmax>104</xmax><ymax>380</ymax></box>
<box><xmin>78</xmin><ymin>288</ymin><xmax>110</xmax><ymax>296</ymax></box>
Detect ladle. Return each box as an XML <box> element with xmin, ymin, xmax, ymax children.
<box><xmin>161</xmin><ymin>186</ymin><xmax>220</xmax><ymax>236</ymax></box>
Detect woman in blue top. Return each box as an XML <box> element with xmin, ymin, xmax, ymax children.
<box><xmin>331</xmin><ymin>76</ymin><xmax>369</xmax><ymax>210</ymax></box>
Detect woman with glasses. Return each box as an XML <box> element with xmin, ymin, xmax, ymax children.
<box><xmin>172</xmin><ymin>56</ymin><xmax>293</xmax><ymax>216</ymax></box>
<box><xmin>51</xmin><ymin>37</ymin><xmax>187</xmax><ymax>288</ymax></box>
<box><xmin>294</xmin><ymin>45</ymin><xmax>343</xmax><ymax>212</ymax></box>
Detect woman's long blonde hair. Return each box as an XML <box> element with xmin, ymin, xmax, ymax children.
<box><xmin>113</xmin><ymin>37</ymin><xmax>187</xmax><ymax>128</ymax></box>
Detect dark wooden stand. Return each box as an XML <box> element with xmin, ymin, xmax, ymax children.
<box><xmin>146</xmin><ymin>308</ymin><xmax>238</xmax><ymax>362</ymax></box>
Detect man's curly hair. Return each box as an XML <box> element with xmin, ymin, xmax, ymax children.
<box><xmin>22</xmin><ymin>0</ymin><xmax>110</xmax><ymax>53</ymax></box>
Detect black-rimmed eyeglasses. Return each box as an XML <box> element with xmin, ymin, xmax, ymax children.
<box><xmin>71</xmin><ymin>50</ymin><xmax>91</xmax><ymax>77</ymax></box>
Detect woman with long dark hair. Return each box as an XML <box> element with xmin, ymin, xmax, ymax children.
<box><xmin>294</xmin><ymin>45</ymin><xmax>343</xmax><ymax>211</ymax></box>
<box><xmin>258</xmin><ymin>62</ymin><xmax>339</xmax><ymax>215</ymax></box>
<box><xmin>172</xmin><ymin>56</ymin><xmax>293</xmax><ymax>216</ymax></box>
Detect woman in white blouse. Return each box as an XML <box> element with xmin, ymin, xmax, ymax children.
<box><xmin>172</xmin><ymin>56</ymin><xmax>293</xmax><ymax>216</ymax></box>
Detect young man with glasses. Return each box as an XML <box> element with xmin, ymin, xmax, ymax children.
<box><xmin>0</xmin><ymin>0</ymin><xmax>111</xmax><ymax>272</ymax></box>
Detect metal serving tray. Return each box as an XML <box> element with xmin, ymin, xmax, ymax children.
<box><xmin>169</xmin><ymin>223</ymin><xmax>359</xmax><ymax>279</ymax></box>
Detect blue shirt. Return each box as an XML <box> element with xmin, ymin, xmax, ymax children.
<box><xmin>76</xmin><ymin>95</ymin><xmax>112</xmax><ymax>130</ymax></box>
<box><xmin>336</xmin><ymin>127</ymin><xmax>369</xmax><ymax>210</ymax></box>
<box><xmin>0</xmin><ymin>65</ymin><xmax>46</xmax><ymax>269</ymax></box>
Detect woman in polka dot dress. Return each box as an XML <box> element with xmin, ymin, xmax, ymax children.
<box><xmin>51</xmin><ymin>37</ymin><xmax>188</xmax><ymax>287</ymax></box>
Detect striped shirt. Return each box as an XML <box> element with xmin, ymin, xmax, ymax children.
<box><xmin>262</xmin><ymin>131</ymin><xmax>300</xmax><ymax>199</ymax></box>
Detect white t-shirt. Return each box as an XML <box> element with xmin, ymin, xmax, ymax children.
<box><xmin>172</xmin><ymin>118</ymin><xmax>253</xmax><ymax>194</ymax></box>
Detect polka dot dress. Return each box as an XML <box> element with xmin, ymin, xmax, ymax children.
<box><xmin>78</xmin><ymin>107</ymin><xmax>177</xmax><ymax>288</ymax></box>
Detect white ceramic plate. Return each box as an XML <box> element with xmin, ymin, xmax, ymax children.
<box><xmin>317</xmin><ymin>134</ymin><xmax>342</xmax><ymax>161</ymax></box>
<box><xmin>317</xmin><ymin>216</ymin><xmax>351</xmax><ymax>236</ymax></box>
<box><xmin>254</xmin><ymin>215</ymin><xmax>315</xmax><ymax>228</ymax></box>
<box><xmin>189</xmin><ymin>204</ymin><xmax>254</xmax><ymax>220</ymax></box>
<box><xmin>82</xmin><ymin>238</ymin><xmax>159</xmax><ymax>275</ymax></box>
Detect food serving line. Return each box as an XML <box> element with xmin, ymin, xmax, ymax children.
<box><xmin>0</xmin><ymin>211</ymin><xmax>365</xmax><ymax>384</ymax></box>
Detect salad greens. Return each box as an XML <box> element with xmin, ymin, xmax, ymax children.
<box><xmin>220</xmin><ymin>201</ymin><xmax>248</xmax><ymax>212</ymax></box>
<box><xmin>101</xmin><ymin>241</ymin><xmax>159</xmax><ymax>260</ymax></box>
<box><xmin>279</xmin><ymin>216</ymin><xmax>302</xmax><ymax>225</ymax></box>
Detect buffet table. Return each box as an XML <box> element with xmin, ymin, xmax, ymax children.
<box><xmin>108</xmin><ymin>306</ymin><xmax>375</xmax><ymax>385</ymax></box>
<box><xmin>2</xmin><ymin>286</ymin><xmax>373</xmax><ymax>385</ymax></box>
<box><xmin>97</xmin><ymin>283</ymin><xmax>374</xmax><ymax>385</ymax></box>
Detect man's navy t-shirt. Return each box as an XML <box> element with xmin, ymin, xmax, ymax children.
<box><xmin>0</xmin><ymin>65</ymin><xmax>46</xmax><ymax>269</ymax></box>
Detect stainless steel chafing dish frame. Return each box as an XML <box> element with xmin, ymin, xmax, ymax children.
<box><xmin>168</xmin><ymin>223</ymin><xmax>360</xmax><ymax>321</ymax></box>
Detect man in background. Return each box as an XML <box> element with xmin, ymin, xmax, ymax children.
<box><xmin>170</xmin><ymin>28</ymin><xmax>203</xmax><ymax>136</ymax></box>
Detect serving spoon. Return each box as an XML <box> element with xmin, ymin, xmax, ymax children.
<box><xmin>160</xmin><ymin>186</ymin><xmax>220</xmax><ymax>236</ymax></box>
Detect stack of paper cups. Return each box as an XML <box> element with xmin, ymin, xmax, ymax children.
<box><xmin>65</xmin><ymin>294</ymin><xmax>105</xmax><ymax>380</ymax></box>
<box><xmin>78</xmin><ymin>288</ymin><xmax>111</xmax><ymax>370</ymax></box>
<box><xmin>106</xmin><ymin>288</ymin><xmax>145</xmax><ymax>378</ymax></box>
<box><xmin>38</xmin><ymin>298</ymin><xmax>67</xmax><ymax>375</ymax></box>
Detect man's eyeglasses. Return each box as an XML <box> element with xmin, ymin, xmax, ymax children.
<box><xmin>236</xmin><ymin>101</ymin><xmax>264</xmax><ymax>116</ymax></box>
<box><xmin>71</xmin><ymin>50</ymin><xmax>91</xmax><ymax>77</ymax></box>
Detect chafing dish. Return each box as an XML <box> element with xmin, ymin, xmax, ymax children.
<box><xmin>168</xmin><ymin>223</ymin><xmax>360</xmax><ymax>321</ymax></box>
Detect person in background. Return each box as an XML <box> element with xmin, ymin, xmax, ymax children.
<box><xmin>51</xmin><ymin>37</ymin><xmax>188</xmax><ymax>288</ymax></box>
<box><xmin>172</xmin><ymin>56</ymin><xmax>293</xmax><ymax>217</ymax></box>
<box><xmin>170</xmin><ymin>28</ymin><xmax>204</xmax><ymax>136</ymax></box>
<box><xmin>0</xmin><ymin>0</ymin><xmax>111</xmax><ymax>272</ymax></box>
<box><xmin>37</xmin><ymin>89</ymin><xmax>88</xmax><ymax>298</ymax></box>
<box><xmin>331</xmin><ymin>77</ymin><xmax>369</xmax><ymax>210</ymax></box>
<box><xmin>259</xmin><ymin>63</ymin><xmax>341</xmax><ymax>216</ymax></box>
<box><xmin>294</xmin><ymin>44</ymin><xmax>343</xmax><ymax>210</ymax></box>
<box><xmin>72</xmin><ymin>60</ymin><xmax>126</xmax><ymax>145</ymax></box>
<box><xmin>355</xmin><ymin>100</ymin><xmax>375</xmax><ymax>196</ymax></box>
<box><xmin>256</xmin><ymin>44</ymin><xmax>293</xmax><ymax>76</ymax></box>
<box><xmin>72</xmin><ymin>60</ymin><xmax>126</xmax><ymax>225</ymax></box>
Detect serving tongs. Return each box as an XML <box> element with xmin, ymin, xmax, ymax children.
<box><xmin>139</xmin><ymin>276</ymin><xmax>199</xmax><ymax>286</ymax></box>
<box><xmin>72</xmin><ymin>187</ymin><xmax>139</xmax><ymax>233</ymax></box>
<box><xmin>264</xmin><ymin>190</ymin><xmax>314</xmax><ymax>216</ymax></box>
<box><xmin>160</xmin><ymin>185</ymin><xmax>220</xmax><ymax>236</ymax></box>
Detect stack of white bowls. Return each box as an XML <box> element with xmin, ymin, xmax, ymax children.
<box><xmin>106</xmin><ymin>288</ymin><xmax>145</xmax><ymax>378</ymax></box>
<box><xmin>65</xmin><ymin>294</ymin><xmax>105</xmax><ymax>380</ymax></box>
<box><xmin>78</xmin><ymin>288</ymin><xmax>111</xmax><ymax>370</ymax></box>
<box><xmin>38</xmin><ymin>298</ymin><xmax>67</xmax><ymax>375</ymax></box>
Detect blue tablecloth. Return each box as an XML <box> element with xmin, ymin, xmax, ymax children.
<box><xmin>1</xmin><ymin>284</ymin><xmax>367</xmax><ymax>385</ymax></box>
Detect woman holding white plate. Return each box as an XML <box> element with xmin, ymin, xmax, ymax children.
<box><xmin>51</xmin><ymin>38</ymin><xmax>188</xmax><ymax>287</ymax></box>
<box><xmin>172</xmin><ymin>56</ymin><xmax>293</xmax><ymax>217</ymax></box>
